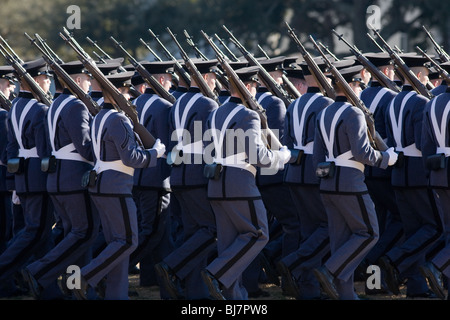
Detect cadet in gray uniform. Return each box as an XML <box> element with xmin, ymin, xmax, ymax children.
<box><xmin>155</xmin><ymin>60</ymin><xmax>219</xmax><ymax>300</ymax></box>
<box><xmin>202</xmin><ymin>66</ymin><xmax>291</xmax><ymax>300</ymax></box>
<box><xmin>21</xmin><ymin>61</ymin><xmax>99</xmax><ymax>299</ymax></box>
<box><xmin>129</xmin><ymin>61</ymin><xmax>175</xmax><ymax>297</ymax></box>
<box><xmin>73</xmin><ymin>71</ymin><xmax>165</xmax><ymax>300</ymax></box>
<box><xmin>313</xmin><ymin>66</ymin><xmax>397</xmax><ymax>300</ymax></box>
<box><xmin>357</xmin><ymin>53</ymin><xmax>403</xmax><ymax>290</ymax></box>
<box><xmin>0</xmin><ymin>59</ymin><xmax>56</xmax><ymax>290</ymax></box>
<box><xmin>420</xmin><ymin>84</ymin><xmax>450</xmax><ymax>300</ymax></box>
<box><xmin>0</xmin><ymin>66</ymin><xmax>16</xmax><ymax>255</ymax></box>
<box><xmin>380</xmin><ymin>54</ymin><xmax>444</xmax><ymax>298</ymax></box>
<box><xmin>277</xmin><ymin>60</ymin><xmax>334</xmax><ymax>300</ymax></box>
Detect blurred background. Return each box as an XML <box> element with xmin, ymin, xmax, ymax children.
<box><xmin>0</xmin><ymin>0</ymin><xmax>448</xmax><ymax>63</ymax></box>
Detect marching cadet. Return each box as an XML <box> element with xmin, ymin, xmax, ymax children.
<box><xmin>357</xmin><ymin>52</ymin><xmax>403</xmax><ymax>292</ymax></box>
<box><xmin>21</xmin><ymin>61</ymin><xmax>100</xmax><ymax>299</ymax></box>
<box><xmin>312</xmin><ymin>65</ymin><xmax>398</xmax><ymax>300</ymax></box>
<box><xmin>88</xmin><ymin>58</ymin><xmax>124</xmax><ymax>106</ymax></box>
<box><xmin>0</xmin><ymin>65</ymin><xmax>19</xmax><ymax>298</ymax></box>
<box><xmin>73</xmin><ymin>71</ymin><xmax>166</xmax><ymax>300</ymax></box>
<box><xmin>154</xmin><ymin>59</ymin><xmax>219</xmax><ymax>300</ymax></box>
<box><xmin>128</xmin><ymin>61</ymin><xmax>175</xmax><ymax>296</ymax></box>
<box><xmin>254</xmin><ymin>57</ymin><xmax>302</xmax><ymax>285</ymax></box>
<box><xmin>430</xmin><ymin>62</ymin><xmax>450</xmax><ymax>96</ymax></box>
<box><xmin>277</xmin><ymin>59</ymin><xmax>334</xmax><ymax>300</ymax></box>
<box><xmin>202</xmin><ymin>66</ymin><xmax>291</xmax><ymax>300</ymax></box>
<box><xmin>0</xmin><ymin>58</ymin><xmax>61</xmax><ymax>298</ymax></box>
<box><xmin>0</xmin><ymin>65</ymin><xmax>16</xmax><ymax>254</ymax></box>
<box><xmin>379</xmin><ymin>54</ymin><xmax>444</xmax><ymax>298</ymax></box>
<box><xmin>171</xmin><ymin>60</ymin><xmax>189</xmax><ymax>100</ymax></box>
<box><xmin>420</xmin><ymin>80</ymin><xmax>450</xmax><ymax>300</ymax></box>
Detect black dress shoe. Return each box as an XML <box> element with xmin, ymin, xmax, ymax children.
<box><xmin>276</xmin><ymin>261</ymin><xmax>300</xmax><ymax>298</ymax></box>
<box><xmin>260</xmin><ymin>252</ymin><xmax>280</xmax><ymax>286</ymax></box>
<box><xmin>21</xmin><ymin>268</ymin><xmax>42</xmax><ymax>300</ymax></box>
<box><xmin>72</xmin><ymin>275</ymin><xmax>89</xmax><ymax>300</ymax></box>
<box><xmin>154</xmin><ymin>262</ymin><xmax>184</xmax><ymax>299</ymax></box>
<box><xmin>313</xmin><ymin>266</ymin><xmax>339</xmax><ymax>300</ymax></box>
<box><xmin>420</xmin><ymin>261</ymin><xmax>445</xmax><ymax>300</ymax></box>
<box><xmin>379</xmin><ymin>256</ymin><xmax>400</xmax><ymax>295</ymax></box>
<box><xmin>201</xmin><ymin>269</ymin><xmax>225</xmax><ymax>300</ymax></box>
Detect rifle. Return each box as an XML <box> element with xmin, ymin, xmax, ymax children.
<box><xmin>139</xmin><ymin>38</ymin><xmax>163</xmax><ymax>62</ymax></box>
<box><xmin>309</xmin><ymin>35</ymin><xmax>388</xmax><ymax>152</ymax></box>
<box><xmin>201</xmin><ymin>30</ymin><xmax>281</xmax><ymax>150</ymax></box>
<box><xmin>0</xmin><ymin>90</ymin><xmax>12</xmax><ymax>111</ymax></box>
<box><xmin>222</xmin><ymin>25</ymin><xmax>293</xmax><ymax>107</ymax></box>
<box><xmin>166</xmin><ymin>27</ymin><xmax>220</xmax><ymax>105</ymax></box>
<box><xmin>60</xmin><ymin>29</ymin><xmax>156</xmax><ymax>148</ymax></box>
<box><xmin>86</xmin><ymin>36</ymin><xmax>129</xmax><ymax>73</ymax></box>
<box><xmin>147</xmin><ymin>29</ymin><xmax>191</xmax><ymax>87</ymax></box>
<box><xmin>416</xmin><ymin>46</ymin><xmax>450</xmax><ymax>85</ymax></box>
<box><xmin>318</xmin><ymin>41</ymin><xmax>340</xmax><ymax>61</ymax></box>
<box><xmin>110</xmin><ymin>36</ymin><xmax>176</xmax><ymax>104</ymax></box>
<box><xmin>332</xmin><ymin>29</ymin><xmax>400</xmax><ymax>92</ymax></box>
<box><xmin>25</xmin><ymin>32</ymin><xmax>100</xmax><ymax>115</ymax></box>
<box><xmin>0</xmin><ymin>35</ymin><xmax>24</xmax><ymax>64</ymax></box>
<box><xmin>183</xmin><ymin>30</ymin><xmax>230</xmax><ymax>92</ymax></box>
<box><xmin>366</xmin><ymin>33</ymin><xmax>385</xmax><ymax>52</ymax></box>
<box><xmin>422</xmin><ymin>26</ymin><xmax>450</xmax><ymax>63</ymax></box>
<box><xmin>285</xmin><ymin>22</ymin><xmax>336</xmax><ymax>99</ymax></box>
<box><xmin>183</xmin><ymin>30</ymin><xmax>208</xmax><ymax>60</ymax></box>
<box><xmin>258</xmin><ymin>43</ymin><xmax>301</xmax><ymax>99</ymax></box>
<box><xmin>369</xmin><ymin>25</ymin><xmax>433</xmax><ymax>100</ymax></box>
<box><xmin>0</xmin><ymin>37</ymin><xmax>52</xmax><ymax>106</ymax></box>
<box><xmin>35</xmin><ymin>33</ymin><xmax>64</xmax><ymax>64</ymax></box>
<box><xmin>214</xmin><ymin>34</ymin><xmax>240</xmax><ymax>62</ymax></box>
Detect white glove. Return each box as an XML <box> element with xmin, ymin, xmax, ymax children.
<box><xmin>278</xmin><ymin>146</ymin><xmax>291</xmax><ymax>169</ymax></box>
<box><xmin>152</xmin><ymin>138</ymin><xmax>166</xmax><ymax>158</ymax></box>
<box><xmin>386</xmin><ymin>147</ymin><xmax>398</xmax><ymax>166</ymax></box>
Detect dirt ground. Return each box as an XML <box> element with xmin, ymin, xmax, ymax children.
<box><xmin>1</xmin><ymin>272</ymin><xmax>445</xmax><ymax>301</ymax></box>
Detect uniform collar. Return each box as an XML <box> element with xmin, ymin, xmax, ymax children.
<box><xmin>229</xmin><ymin>96</ymin><xmax>242</xmax><ymax>104</ymax></box>
<box><xmin>188</xmin><ymin>87</ymin><xmax>201</xmax><ymax>93</ymax></box>
<box><xmin>18</xmin><ymin>91</ymin><xmax>35</xmax><ymax>99</ymax></box>
<box><xmin>335</xmin><ymin>96</ymin><xmax>348</xmax><ymax>102</ymax></box>
<box><xmin>257</xmin><ymin>87</ymin><xmax>270</xmax><ymax>93</ymax></box>
<box><xmin>144</xmin><ymin>87</ymin><xmax>156</xmax><ymax>95</ymax></box>
<box><xmin>306</xmin><ymin>87</ymin><xmax>321</xmax><ymax>93</ymax></box>
<box><xmin>402</xmin><ymin>85</ymin><xmax>414</xmax><ymax>92</ymax></box>
<box><xmin>102</xmin><ymin>102</ymin><xmax>115</xmax><ymax>110</ymax></box>
<box><xmin>370</xmin><ymin>81</ymin><xmax>382</xmax><ymax>87</ymax></box>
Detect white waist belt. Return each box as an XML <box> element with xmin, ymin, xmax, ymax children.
<box><xmin>18</xmin><ymin>147</ymin><xmax>38</xmax><ymax>159</ymax></box>
<box><xmin>436</xmin><ymin>147</ymin><xmax>450</xmax><ymax>157</ymax></box>
<box><xmin>327</xmin><ymin>150</ymin><xmax>365</xmax><ymax>173</ymax></box>
<box><xmin>94</xmin><ymin>160</ymin><xmax>135</xmax><ymax>176</ymax></box>
<box><xmin>396</xmin><ymin>143</ymin><xmax>422</xmax><ymax>157</ymax></box>
<box><xmin>214</xmin><ymin>152</ymin><xmax>256</xmax><ymax>176</ymax></box>
<box><xmin>52</xmin><ymin>143</ymin><xmax>94</xmax><ymax>165</ymax></box>
<box><xmin>294</xmin><ymin>141</ymin><xmax>314</xmax><ymax>155</ymax></box>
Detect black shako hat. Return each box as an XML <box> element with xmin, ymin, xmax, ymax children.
<box><xmin>0</xmin><ymin>65</ymin><xmax>17</xmax><ymax>83</ymax></box>
<box><xmin>191</xmin><ymin>58</ymin><xmax>219</xmax><ymax>74</ymax></box>
<box><xmin>60</xmin><ymin>60</ymin><xmax>90</xmax><ymax>75</ymax></box>
<box><xmin>96</xmin><ymin>58</ymin><xmax>124</xmax><ymax>75</ymax></box>
<box><xmin>106</xmin><ymin>70</ymin><xmax>135</xmax><ymax>88</ymax></box>
<box><xmin>285</xmin><ymin>66</ymin><xmax>305</xmax><ymax>80</ymax></box>
<box><xmin>259</xmin><ymin>56</ymin><xmax>286</xmax><ymax>72</ymax></box>
<box><xmin>399</xmin><ymin>53</ymin><xmax>429</xmax><ymax>68</ymax></box>
<box><xmin>141</xmin><ymin>60</ymin><xmax>175</xmax><ymax>74</ymax></box>
<box><xmin>235</xmin><ymin>66</ymin><xmax>260</xmax><ymax>83</ymax></box>
<box><xmin>22</xmin><ymin>58</ymin><xmax>52</xmax><ymax>77</ymax></box>
<box><xmin>339</xmin><ymin>65</ymin><xmax>365</xmax><ymax>83</ymax></box>
<box><xmin>363</xmin><ymin>52</ymin><xmax>393</xmax><ymax>67</ymax></box>
<box><xmin>299</xmin><ymin>57</ymin><xmax>328</xmax><ymax>76</ymax></box>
